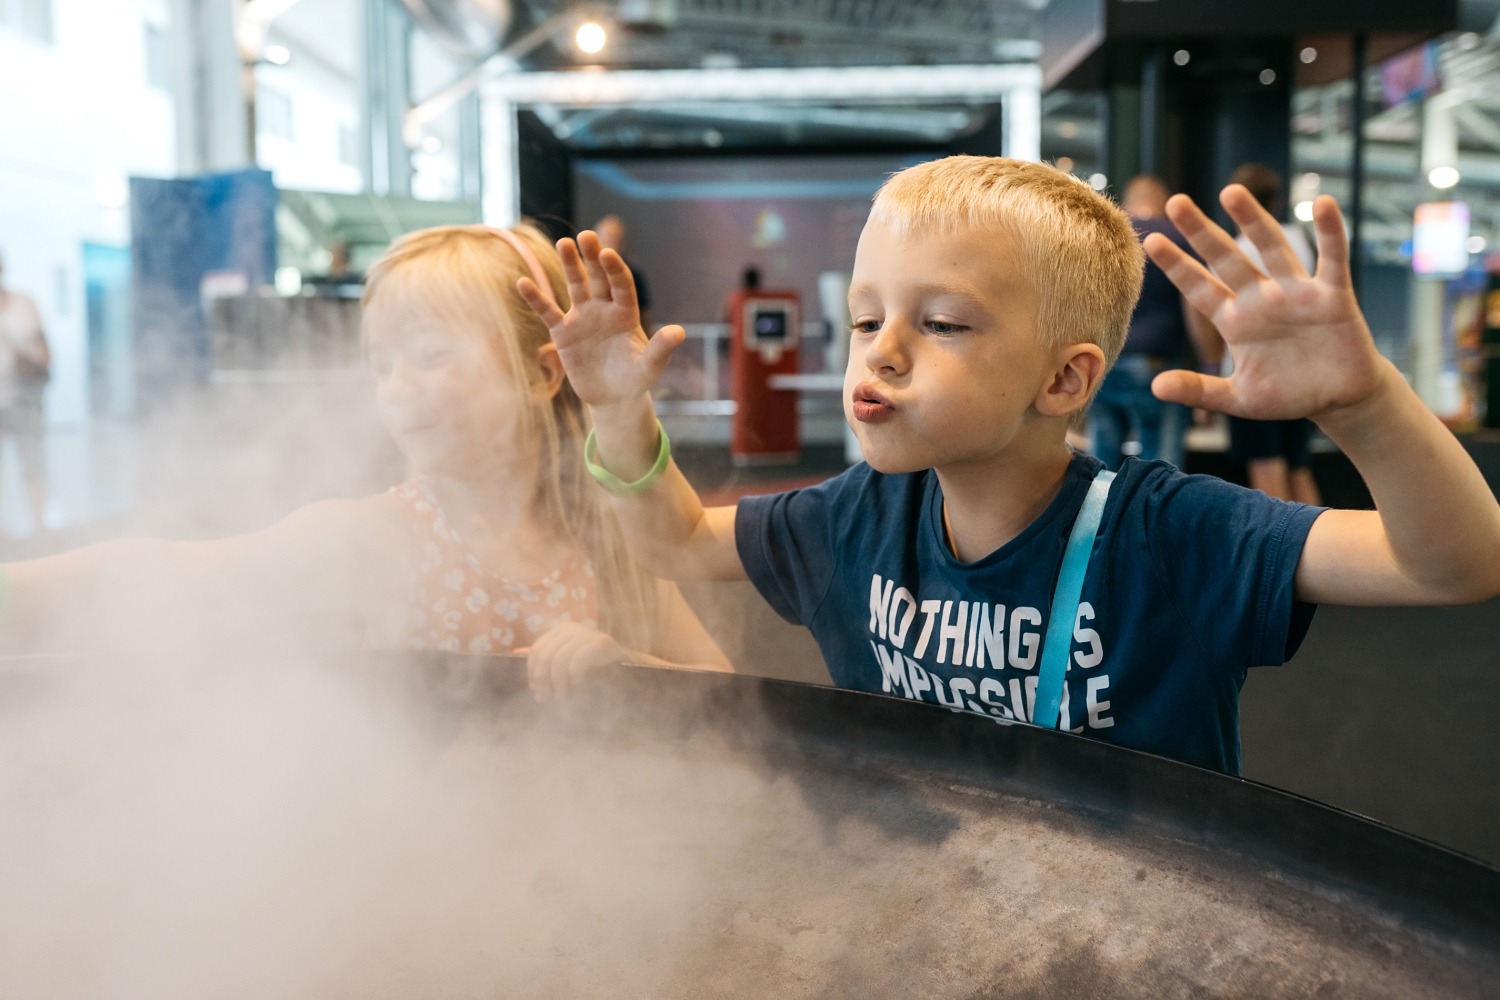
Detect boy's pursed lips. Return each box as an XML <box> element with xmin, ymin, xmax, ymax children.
<box><xmin>851</xmin><ymin>382</ymin><xmax>896</xmax><ymax>423</ymax></box>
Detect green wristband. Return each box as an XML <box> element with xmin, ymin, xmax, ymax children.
<box><xmin>583</xmin><ymin>419</ymin><xmax>671</xmax><ymax>496</ymax></box>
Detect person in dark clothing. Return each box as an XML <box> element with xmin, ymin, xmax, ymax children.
<box><xmin>594</xmin><ymin>215</ymin><xmax>652</xmax><ymax>331</ymax></box>
<box><xmin>1089</xmin><ymin>175</ymin><xmax>1216</xmax><ymax>469</ymax></box>
<box><xmin>1221</xmin><ymin>163</ymin><xmax>1323</xmax><ymax>505</ymax></box>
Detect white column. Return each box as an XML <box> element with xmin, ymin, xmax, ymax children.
<box><xmin>1408</xmin><ymin>97</ymin><xmax>1460</xmax><ymax>410</ymax></box>
<box><xmin>168</xmin><ymin>0</ymin><xmax>251</xmax><ymax>173</ymax></box>
<box><xmin>479</xmin><ymin>90</ymin><xmax>520</xmax><ymax>227</ymax></box>
<box><xmin>1001</xmin><ymin>83</ymin><xmax>1041</xmax><ymax>162</ymax></box>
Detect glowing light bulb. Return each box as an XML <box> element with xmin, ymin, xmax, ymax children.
<box><xmin>575</xmin><ymin>21</ymin><xmax>606</xmax><ymax>55</ymax></box>
<box><xmin>1429</xmin><ymin>166</ymin><xmax>1460</xmax><ymax>189</ymax></box>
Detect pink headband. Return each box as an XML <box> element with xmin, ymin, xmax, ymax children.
<box><xmin>490</xmin><ymin>227</ymin><xmax>555</xmax><ymax>305</ymax></box>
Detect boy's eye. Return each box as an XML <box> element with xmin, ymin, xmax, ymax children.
<box><xmin>849</xmin><ymin>319</ymin><xmax>881</xmax><ymax>335</ymax></box>
<box><xmin>927</xmin><ymin>320</ymin><xmax>965</xmax><ymax>336</ymax></box>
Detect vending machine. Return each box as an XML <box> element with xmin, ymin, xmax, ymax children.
<box><xmin>728</xmin><ymin>288</ymin><xmax>801</xmax><ymax>465</ymax></box>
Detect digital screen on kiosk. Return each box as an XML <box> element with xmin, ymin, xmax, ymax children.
<box><xmin>752</xmin><ymin>309</ymin><xmax>789</xmax><ymax>341</ymax></box>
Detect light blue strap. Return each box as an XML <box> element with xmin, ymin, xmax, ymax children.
<box><xmin>1033</xmin><ymin>468</ymin><xmax>1115</xmax><ymax>731</ymax></box>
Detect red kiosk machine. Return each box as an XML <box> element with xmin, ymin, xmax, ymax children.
<box><xmin>728</xmin><ymin>288</ymin><xmax>801</xmax><ymax>465</ymax></box>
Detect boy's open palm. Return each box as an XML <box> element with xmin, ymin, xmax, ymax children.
<box><xmin>1144</xmin><ymin>187</ymin><xmax>1388</xmax><ymax>423</ymax></box>
<box><xmin>517</xmin><ymin>230</ymin><xmax>685</xmax><ymax>408</ymax></box>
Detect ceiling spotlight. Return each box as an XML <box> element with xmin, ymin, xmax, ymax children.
<box><xmin>575</xmin><ymin>20</ymin><xmax>607</xmax><ymax>55</ymax></box>
<box><xmin>1088</xmin><ymin>173</ymin><xmax>1107</xmax><ymax>191</ymax></box>
<box><xmin>1429</xmin><ymin>165</ymin><xmax>1460</xmax><ymax>189</ymax></box>
<box><xmin>1294</xmin><ymin>201</ymin><xmax>1315</xmax><ymax>223</ymax></box>
<box><xmin>1299</xmin><ymin>47</ymin><xmax>1317</xmax><ymax>64</ymax></box>
<box><xmin>1457</xmin><ymin>32</ymin><xmax>1480</xmax><ymax>50</ymax></box>
<box><xmin>1057</xmin><ymin>121</ymin><xmax>1079</xmax><ymax>139</ymax></box>
<box><xmin>1468</xmin><ymin>235</ymin><xmax>1487</xmax><ymax>254</ymax></box>
<box><xmin>420</xmin><ymin>135</ymin><xmax>443</xmax><ymax>154</ymax></box>
<box><xmin>1173</xmin><ymin>49</ymin><xmax>1190</xmax><ymax>66</ymax></box>
<box><xmin>1259</xmin><ymin>68</ymin><xmax>1277</xmax><ymax>85</ymax></box>
<box><xmin>1300</xmin><ymin>172</ymin><xmax>1321</xmax><ymax>188</ymax></box>
<box><xmin>264</xmin><ymin>44</ymin><xmax>291</xmax><ymax>65</ymax></box>
<box><xmin>1055</xmin><ymin>156</ymin><xmax>1074</xmax><ymax>173</ymax></box>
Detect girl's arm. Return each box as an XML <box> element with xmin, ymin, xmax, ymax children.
<box><xmin>517</xmin><ymin>232</ymin><xmax>746</xmax><ymax>583</ymax></box>
<box><xmin>2</xmin><ymin>499</ymin><xmax>383</xmax><ymax>655</ymax></box>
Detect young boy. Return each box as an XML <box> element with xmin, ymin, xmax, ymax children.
<box><xmin>518</xmin><ymin>156</ymin><xmax>1500</xmax><ymax>774</ymax></box>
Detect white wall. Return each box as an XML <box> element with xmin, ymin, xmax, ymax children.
<box><xmin>0</xmin><ymin>0</ymin><xmax>177</xmax><ymax>425</ymax></box>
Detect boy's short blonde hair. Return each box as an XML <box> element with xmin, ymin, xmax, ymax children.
<box><xmin>870</xmin><ymin>156</ymin><xmax>1145</xmax><ymax>368</ymax></box>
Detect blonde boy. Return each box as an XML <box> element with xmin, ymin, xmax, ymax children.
<box><xmin>520</xmin><ymin>156</ymin><xmax>1500</xmax><ymax>773</ymax></box>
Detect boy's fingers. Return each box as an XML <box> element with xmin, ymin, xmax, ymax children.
<box><xmin>1143</xmin><ymin>232</ymin><xmax>1233</xmax><ymax>319</ymax></box>
<box><xmin>1164</xmin><ymin>192</ymin><xmax>1264</xmax><ymax>292</ymax></box>
<box><xmin>556</xmin><ymin>238</ymin><xmax>591</xmax><ymax>307</ymax></box>
<box><xmin>1151</xmin><ymin>369</ymin><xmax>1236</xmax><ymax>412</ymax></box>
<box><xmin>1220</xmin><ymin>185</ymin><xmax>1309</xmax><ymax>281</ymax></box>
<box><xmin>1311</xmin><ymin>195</ymin><xmax>1352</xmax><ymax>288</ymax></box>
<box><xmin>516</xmin><ymin>277</ymin><xmax>565</xmax><ymax>327</ymax></box>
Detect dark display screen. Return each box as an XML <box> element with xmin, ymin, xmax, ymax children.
<box><xmin>753</xmin><ymin>309</ymin><xmax>789</xmax><ymax>341</ymax></box>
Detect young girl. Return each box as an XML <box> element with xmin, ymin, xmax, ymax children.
<box><xmin>0</xmin><ymin>223</ymin><xmax>729</xmax><ymax>693</ymax></box>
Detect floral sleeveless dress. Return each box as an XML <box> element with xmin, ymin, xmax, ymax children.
<box><xmin>391</xmin><ymin>480</ymin><xmax>598</xmax><ymax>654</ymax></box>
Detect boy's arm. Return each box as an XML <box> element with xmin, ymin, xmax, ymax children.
<box><xmin>518</xmin><ymin>232</ymin><xmax>746</xmax><ymax>582</ymax></box>
<box><xmin>1145</xmin><ymin>187</ymin><xmax>1500</xmax><ymax>606</ymax></box>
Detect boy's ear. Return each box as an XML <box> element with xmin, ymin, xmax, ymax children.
<box><xmin>1035</xmin><ymin>342</ymin><xmax>1106</xmax><ymax>420</ymax></box>
<box><xmin>531</xmin><ymin>343</ymin><xmax>566</xmax><ymax>401</ymax></box>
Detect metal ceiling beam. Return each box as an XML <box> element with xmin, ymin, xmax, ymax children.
<box><xmin>476</xmin><ymin>62</ymin><xmax>1041</xmax><ymax>107</ymax></box>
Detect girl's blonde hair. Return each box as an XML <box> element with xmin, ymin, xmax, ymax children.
<box><xmin>361</xmin><ymin>222</ymin><xmax>659</xmax><ymax>652</ymax></box>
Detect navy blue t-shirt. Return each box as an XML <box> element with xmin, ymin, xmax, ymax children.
<box><xmin>736</xmin><ymin>453</ymin><xmax>1324</xmax><ymax>774</ymax></box>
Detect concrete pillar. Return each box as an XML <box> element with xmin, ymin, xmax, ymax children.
<box><xmin>1002</xmin><ymin>83</ymin><xmax>1042</xmax><ymax>161</ymax></box>
<box><xmin>168</xmin><ymin>0</ymin><xmax>251</xmax><ymax>173</ymax></box>
<box><xmin>1409</xmin><ymin>97</ymin><xmax>1462</xmax><ymax>409</ymax></box>
<box><xmin>479</xmin><ymin>91</ymin><xmax>520</xmax><ymax>227</ymax></box>
<box><xmin>361</xmin><ymin>0</ymin><xmax>412</xmax><ymax>196</ymax></box>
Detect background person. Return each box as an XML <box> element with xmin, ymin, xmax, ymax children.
<box><xmin>1219</xmin><ymin>163</ymin><xmax>1323</xmax><ymax>504</ymax></box>
<box><xmin>1089</xmin><ymin>174</ymin><xmax>1215</xmax><ymax>469</ymax></box>
<box><xmin>594</xmin><ymin>214</ymin><xmax>652</xmax><ymax>332</ymax></box>
<box><xmin>0</xmin><ymin>251</ymin><xmax>52</xmax><ymax>532</ymax></box>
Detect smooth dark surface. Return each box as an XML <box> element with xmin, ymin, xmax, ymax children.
<box><xmin>397</xmin><ymin>655</ymin><xmax>1500</xmax><ymax>996</ymax></box>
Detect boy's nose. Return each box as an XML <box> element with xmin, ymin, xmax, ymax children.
<box><xmin>863</xmin><ymin>322</ymin><xmax>909</xmax><ymax>374</ymax></box>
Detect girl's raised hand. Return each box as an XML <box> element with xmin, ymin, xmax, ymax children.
<box><xmin>517</xmin><ymin>230</ymin><xmax>686</xmax><ymax>409</ymax></box>
<box><xmin>1143</xmin><ymin>186</ymin><xmax>1390</xmax><ymax>425</ymax></box>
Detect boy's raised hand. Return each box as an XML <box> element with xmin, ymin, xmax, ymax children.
<box><xmin>1144</xmin><ymin>186</ymin><xmax>1390</xmax><ymax>425</ymax></box>
<box><xmin>516</xmin><ymin>230</ymin><xmax>686</xmax><ymax>408</ymax></box>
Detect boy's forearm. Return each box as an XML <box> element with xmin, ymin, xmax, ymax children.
<box><xmin>1317</xmin><ymin>358</ymin><xmax>1500</xmax><ymax>600</ymax></box>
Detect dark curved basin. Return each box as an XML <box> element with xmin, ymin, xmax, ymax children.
<box><xmin>2</xmin><ymin>651</ymin><xmax>1498</xmax><ymax>999</ymax></box>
